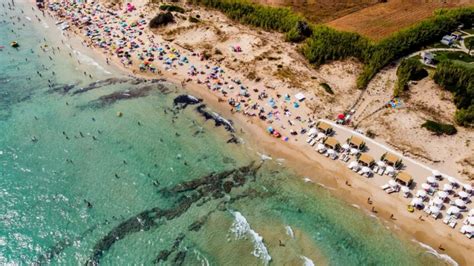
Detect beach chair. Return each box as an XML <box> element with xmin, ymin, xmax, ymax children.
<box><xmin>424</xmin><ymin>207</ymin><xmax>431</xmax><ymax>215</ymax></box>
<box><xmin>449</xmin><ymin>220</ymin><xmax>457</xmax><ymax>228</ymax></box>
<box><xmin>386</xmin><ymin>187</ymin><xmax>396</xmax><ymax>194</ymax></box>
<box><xmin>443</xmin><ymin>216</ymin><xmax>450</xmax><ymax>224</ymax></box>
<box><xmin>431</xmin><ymin>212</ymin><xmax>439</xmax><ymax>219</ymax></box>
<box><xmin>309</xmin><ymin>139</ymin><xmax>317</xmax><ymax>146</ymax></box>
<box><xmin>381</xmin><ymin>184</ymin><xmax>390</xmax><ymax>191</ymax></box>
<box><xmin>378</xmin><ymin>168</ymin><xmax>385</xmax><ymax>175</ymax></box>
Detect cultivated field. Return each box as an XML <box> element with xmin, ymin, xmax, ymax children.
<box><xmin>326</xmin><ymin>0</ymin><xmax>473</xmax><ymax>41</ymax></box>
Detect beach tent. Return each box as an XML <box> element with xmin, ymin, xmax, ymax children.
<box><xmin>323</xmin><ymin>137</ymin><xmax>340</xmax><ymax>151</ymax></box>
<box><xmin>467</xmin><ymin>217</ymin><xmax>474</xmax><ymax>225</ymax></box>
<box><xmin>295</xmin><ymin>93</ymin><xmax>306</xmax><ymax>101</ymax></box>
<box><xmin>347</xmin><ymin>135</ymin><xmax>365</xmax><ymax>150</ymax></box>
<box><xmin>447</xmin><ymin>206</ymin><xmax>460</xmax><ymax>216</ymax></box>
<box><xmin>357</xmin><ymin>153</ymin><xmax>375</xmax><ymax>167</ymax></box>
<box><xmin>455</xmin><ymin>199</ymin><xmax>466</xmax><ymax>208</ymax></box>
<box><xmin>316</xmin><ymin>121</ymin><xmax>333</xmax><ymax>135</ymax></box>
<box><xmin>381</xmin><ymin>152</ymin><xmax>402</xmax><ymax>168</ymax></box>
<box><xmin>395</xmin><ymin>172</ymin><xmax>413</xmax><ymax>187</ymax></box>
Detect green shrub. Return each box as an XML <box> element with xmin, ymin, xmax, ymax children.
<box><xmin>466</xmin><ymin>37</ymin><xmax>474</xmax><ymax>52</ymax></box>
<box><xmin>394</xmin><ymin>57</ymin><xmax>428</xmax><ymax>96</ymax></box>
<box><xmin>159</xmin><ymin>4</ymin><xmax>186</xmax><ymax>13</ymax></box>
<box><xmin>189</xmin><ymin>16</ymin><xmax>200</xmax><ymax>23</ymax></box>
<box><xmin>320</xmin><ymin>82</ymin><xmax>334</xmax><ymax>94</ymax></box>
<box><xmin>149</xmin><ymin>12</ymin><xmax>174</xmax><ymax>28</ymax></box>
<box><xmin>421</xmin><ymin>120</ymin><xmax>457</xmax><ymax>135</ymax></box>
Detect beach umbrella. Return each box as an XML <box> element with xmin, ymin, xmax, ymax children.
<box><xmin>426</xmin><ymin>176</ymin><xmax>436</xmax><ymax>184</ymax></box>
<box><xmin>468</xmin><ymin>217</ymin><xmax>474</xmax><ymax>225</ymax></box>
<box><xmin>361</xmin><ymin>166</ymin><xmax>370</xmax><ymax>174</ymax></box>
<box><xmin>411</xmin><ymin>197</ymin><xmax>423</xmax><ymax>207</ymax></box>
<box><xmin>469</xmin><ymin>209</ymin><xmax>474</xmax><ymax>217</ymax></box>
<box><xmin>416</xmin><ymin>190</ymin><xmax>427</xmax><ymax>198</ymax></box>
<box><xmin>401</xmin><ymin>186</ymin><xmax>410</xmax><ymax>193</ymax></box>
<box><xmin>443</xmin><ymin>183</ymin><xmax>453</xmax><ymax>192</ymax></box>
<box><xmin>447</xmin><ymin>206</ymin><xmax>460</xmax><ymax>215</ymax></box>
<box><xmin>388</xmin><ymin>179</ymin><xmax>398</xmax><ymax>188</ymax></box>
<box><xmin>458</xmin><ymin>191</ymin><xmax>469</xmax><ymax>199</ymax></box>
<box><xmin>432</xmin><ymin>170</ymin><xmax>442</xmax><ymax>177</ymax></box>
<box><xmin>436</xmin><ymin>191</ymin><xmax>448</xmax><ymax>199</ymax></box>
<box><xmin>421</xmin><ymin>183</ymin><xmax>431</xmax><ymax>191</ymax></box>
<box><xmin>348</xmin><ymin>161</ymin><xmax>358</xmax><ymax>169</ymax></box>
<box><xmin>432</xmin><ymin>197</ymin><xmax>443</xmax><ymax>206</ymax></box>
<box><xmin>377</xmin><ymin>161</ymin><xmax>386</xmax><ymax>167</ymax></box>
<box><xmin>429</xmin><ymin>205</ymin><xmax>440</xmax><ymax>214</ymax></box>
<box><xmin>447</xmin><ymin>176</ymin><xmax>458</xmax><ymax>185</ymax></box>
<box><xmin>327</xmin><ymin>149</ymin><xmax>335</xmax><ymax>156</ymax></box>
<box><xmin>455</xmin><ymin>199</ymin><xmax>466</xmax><ymax>208</ymax></box>
<box><xmin>308</xmin><ymin>128</ymin><xmax>317</xmax><ymax>136</ymax></box>
<box><xmin>386</xmin><ymin>166</ymin><xmax>395</xmax><ymax>174</ymax></box>
<box><xmin>463</xmin><ymin>184</ymin><xmax>473</xmax><ymax>192</ymax></box>
<box><xmin>317</xmin><ymin>143</ymin><xmax>325</xmax><ymax>151</ymax></box>
<box><xmin>461</xmin><ymin>225</ymin><xmax>474</xmax><ymax>234</ymax></box>
<box><xmin>337</xmin><ymin>114</ymin><xmax>345</xmax><ymax>120</ymax></box>
<box><xmin>317</xmin><ymin>132</ymin><xmax>326</xmax><ymax>140</ymax></box>
<box><xmin>342</xmin><ymin>143</ymin><xmax>350</xmax><ymax>150</ymax></box>
<box><xmin>350</xmin><ymin>148</ymin><xmax>359</xmax><ymax>155</ymax></box>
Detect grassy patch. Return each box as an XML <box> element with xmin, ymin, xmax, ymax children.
<box><xmin>421</xmin><ymin>120</ymin><xmax>457</xmax><ymax>135</ymax></box>
<box><xmin>435</xmin><ymin>51</ymin><xmax>474</xmax><ymax>63</ymax></box>
<box><xmin>320</xmin><ymin>82</ymin><xmax>334</xmax><ymax>94</ymax></box>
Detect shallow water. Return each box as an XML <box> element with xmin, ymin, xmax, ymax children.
<box><xmin>0</xmin><ymin>1</ymin><xmax>450</xmax><ymax>265</ymax></box>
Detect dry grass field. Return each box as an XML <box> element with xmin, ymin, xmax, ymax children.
<box><xmin>326</xmin><ymin>0</ymin><xmax>473</xmax><ymax>41</ymax></box>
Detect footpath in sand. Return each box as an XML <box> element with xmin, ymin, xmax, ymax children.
<box><xmin>38</xmin><ymin>0</ymin><xmax>473</xmax><ymax>264</ymax></box>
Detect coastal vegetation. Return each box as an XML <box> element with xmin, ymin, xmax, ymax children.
<box><xmin>149</xmin><ymin>12</ymin><xmax>175</xmax><ymax>28</ymax></box>
<box><xmin>320</xmin><ymin>82</ymin><xmax>334</xmax><ymax>95</ymax></box>
<box><xmin>159</xmin><ymin>4</ymin><xmax>186</xmax><ymax>13</ymax></box>
<box><xmin>394</xmin><ymin>57</ymin><xmax>428</xmax><ymax>96</ymax></box>
<box><xmin>421</xmin><ymin>120</ymin><xmax>457</xmax><ymax>135</ymax></box>
<box><xmin>433</xmin><ymin>60</ymin><xmax>474</xmax><ymax>126</ymax></box>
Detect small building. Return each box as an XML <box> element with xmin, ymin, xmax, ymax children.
<box><xmin>395</xmin><ymin>171</ymin><xmax>413</xmax><ymax>187</ymax></box>
<box><xmin>421</xmin><ymin>51</ymin><xmax>434</xmax><ymax>64</ymax></box>
<box><xmin>347</xmin><ymin>135</ymin><xmax>366</xmax><ymax>150</ymax></box>
<box><xmin>381</xmin><ymin>152</ymin><xmax>403</xmax><ymax>169</ymax></box>
<box><xmin>441</xmin><ymin>35</ymin><xmax>456</xmax><ymax>46</ymax></box>
<box><xmin>358</xmin><ymin>153</ymin><xmax>375</xmax><ymax>167</ymax></box>
<box><xmin>323</xmin><ymin>137</ymin><xmax>340</xmax><ymax>151</ymax></box>
<box><xmin>316</xmin><ymin>121</ymin><xmax>333</xmax><ymax>135</ymax></box>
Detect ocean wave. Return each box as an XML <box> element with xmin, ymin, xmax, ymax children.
<box><xmin>300</xmin><ymin>255</ymin><xmax>315</xmax><ymax>266</ymax></box>
<box><xmin>192</xmin><ymin>249</ymin><xmax>210</xmax><ymax>266</ymax></box>
<box><xmin>71</xmin><ymin>49</ymin><xmax>111</xmax><ymax>75</ymax></box>
<box><xmin>411</xmin><ymin>239</ymin><xmax>458</xmax><ymax>266</ymax></box>
<box><xmin>285</xmin><ymin>225</ymin><xmax>294</xmax><ymax>239</ymax></box>
<box><xmin>230</xmin><ymin>211</ymin><xmax>272</xmax><ymax>265</ymax></box>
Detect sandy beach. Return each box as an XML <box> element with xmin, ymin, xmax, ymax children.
<box><xmin>32</xmin><ymin>0</ymin><xmax>474</xmax><ymax>264</ymax></box>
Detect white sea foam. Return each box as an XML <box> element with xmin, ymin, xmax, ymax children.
<box><xmin>25</xmin><ymin>16</ymin><xmax>31</xmax><ymax>21</ymax></box>
<box><xmin>285</xmin><ymin>225</ymin><xmax>294</xmax><ymax>239</ymax></box>
<box><xmin>72</xmin><ymin>49</ymin><xmax>111</xmax><ymax>74</ymax></box>
<box><xmin>412</xmin><ymin>239</ymin><xmax>458</xmax><ymax>266</ymax></box>
<box><xmin>300</xmin><ymin>255</ymin><xmax>315</xmax><ymax>266</ymax></box>
<box><xmin>193</xmin><ymin>249</ymin><xmax>210</xmax><ymax>266</ymax></box>
<box><xmin>303</xmin><ymin>177</ymin><xmax>313</xmax><ymax>183</ymax></box>
<box><xmin>230</xmin><ymin>211</ymin><xmax>272</xmax><ymax>265</ymax></box>
<box><xmin>317</xmin><ymin>183</ymin><xmax>335</xmax><ymax>191</ymax></box>
<box><xmin>351</xmin><ymin>204</ymin><xmax>360</xmax><ymax>209</ymax></box>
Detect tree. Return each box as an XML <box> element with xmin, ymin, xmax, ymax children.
<box><xmin>466</xmin><ymin>37</ymin><xmax>474</xmax><ymax>54</ymax></box>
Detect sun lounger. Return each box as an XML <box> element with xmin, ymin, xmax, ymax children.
<box><xmin>431</xmin><ymin>212</ymin><xmax>439</xmax><ymax>219</ymax></box>
<box><xmin>443</xmin><ymin>216</ymin><xmax>450</xmax><ymax>224</ymax></box>
<box><xmin>306</xmin><ymin>137</ymin><xmax>313</xmax><ymax>143</ymax></box>
<box><xmin>424</xmin><ymin>207</ymin><xmax>431</xmax><ymax>215</ymax></box>
<box><xmin>378</xmin><ymin>168</ymin><xmax>385</xmax><ymax>175</ymax></box>
<box><xmin>449</xmin><ymin>220</ymin><xmax>457</xmax><ymax>228</ymax></box>
<box><xmin>381</xmin><ymin>184</ymin><xmax>390</xmax><ymax>191</ymax></box>
<box><xmin>309</xmin><ymin>139</ymin><xmax>317</xmax><ymax>146</ymax></box>
<box><xmin>386</xmin><ymin>187</ymin><xmax>396</xmax><ymax>194</ymax></box>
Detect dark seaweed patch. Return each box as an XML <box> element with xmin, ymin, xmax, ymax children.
<box><xmin>72</xmin><ymin>78</ymin><xmax>131</xmax><ymax>95</ymax></box>
<box><xmin>195</xmin><ymin>104</ymin><xmax>235</xmax><ymax>132</ymax></box>
<box><xmin>173</xmin><ymin>94</ymin><xmax>202</xmax><ymax>110</ymax></box>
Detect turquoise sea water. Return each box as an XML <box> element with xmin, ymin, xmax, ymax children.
<box><xmin>0</xmin><ymin>1</ymin><xmax>449</xmax><ymax>265</ymax></box>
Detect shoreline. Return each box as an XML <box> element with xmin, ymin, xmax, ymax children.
<box><xmin>28</xmin><ymin>1</ymin><xmax>473</xmax><ymax>264</ymax></box>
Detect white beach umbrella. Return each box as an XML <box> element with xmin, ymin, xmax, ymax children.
<box><xmin>447</xmin><ymin>206</ymin><xmax>460</xmax><ymax>215</ymax></box>
<box><xmin>361</xmin><ymin>166</ymin><xmax>370</xmax><ymax>174</ymax></box>
<box><xmin>468</xmin><ymin>217</ymin><xmax>474</xmax><ymax>225</ymax></box>
<box><xmin>386</xmin><ymin>166</ymin><xmax>395</xmax><ymax>174</ymax></box>
<box><xmin>463</xmin><ymin>184</ymin><xmax>473</xmax><ymax>192</ymax></box>
<box><xmin>421</xmin><ymin>183</ymin><xmax>431</xmax><ymax>191</ymax></box>
<box><xmin>350</xmin><ymin>148</ymin><xmax>359</xmax><ymax>155</ymax></box>
<box><xmin>388</xmin><ymin>179</ymin><xmax>398</xmax><ymax>188</ymax></box>
<box><xmin>432</xmin><ymin>170</ymin><xmax>442</xmax><ymax>177</ymax></box>
<box><xmin>461</xmin><ymin>225</ymin><xmax>474</xmax><ymax>234</ymax></box>
<box><xmin>317</xmin><ymin>132</ymin><xmax>326</xmax><ymax>140</ymax></box>
<box><xmin>458</xmin><ymin>191</ymin><xmax>469</xmax><ymax>199</ymax></box>
<box><xmin>348</xmin><ymin>161</ymin><xmax>358</xmax><ymax>169</ymax></box>
<box><xmin>455</xmin><ymin>199</ymin><xmax>466</xmax><ymax>208</ymax></box>
<box><xmin>469</xmin><ymin>209</ymin><xmax>474</xmax><ymax>217</ymax></box>
<box><xmin>416</xmin><ymin>190</ymin><xmax>427</xmax><ymax>198</ymax></box>
<box><xmin>411</xmin><ymin>197</ymin><xmax>423</xmax><ymax>207</ymax></box>
<box><xmin>429</xmin><ymin>205</ymin><xmax>440</xmax><ymax>214</ymax></box>
<box><xmin>317</xmin><ymin>143</ymin><xmax>325</xmax><ymax>151</ymax></box>
<box><xmin>433</xmin><ymin>197</ymin><xmax>443</xmax><ymax>206</ymax></box>
<box><xmin>327</xmin><ymin>149</ymin><xmax>335</xmax><ymax>155</ymax></box>
<box><xmin>401</xmin><ymin>186</ymin><xmax>410</xmax><ymax>193</ymax></box>
<box><xmin>307</xmin><ymin>127</ymin><xmax>317</xmax><ymax>136</ymax></box>
<box><xmin>436</xmin><ymin>191</ymin><xmax>448</xmax><ymax>199</ymax></box>
<box><xmin>341</xmin><ymin>143</ymin><xmax>350</xmax><ymax>150</ymax></box>
<box><xmin>377</xmin><ymin>161</ymin><xmax>386</xmax><ymax>167</ymax></box>
<box><xmin>447</xmin><ymin>176</ymin><xmax>458</xmax><ymax>185</ymax></box>
<box><xmin>443</xmin><ymin>183</ymin><xmax>453</xmax><ymax>192</ymax></box>
<box><xmin>426</xmin><ymin>176</ymin><xmax>436</xmax><ymax>184</ymax></box>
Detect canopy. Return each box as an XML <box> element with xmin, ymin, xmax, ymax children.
<box><xmin>386</xmin><ymin>166</ymin><xmax>395</xmax><ymax>173</ymax></box>
<box><xmin>447</xmin><ymin>176</ymin><xmax>458</xmax><ymax>184</ymax></box>
<box><xmin>324</xmin><ymin>137</ymin><xmax>340</xmax><ymax>150</ymax></box>
<box><xmin>358</xmin><ymin>154</ymin><xmax>375</xmax><ymax>166</ymax></box>
<box><xmin>316</xmin><ymin>121</ymin><xmax>332</xmax><ymax>133</ymax></box>
<box><xmin>463</xmin><ymin>184</ymin><xmax>473</xmax><ymax>191</ymax></box>
<box><xmin>317</xmin><ymin>132</ymin><xmax>326</xmax><ymax>139</ymax></box>
<box><xmin>416</xmin><ymin>190</ymin><xmax>427</xmax><ymax>198</ymax></box>
<box><xmin>401</xmin><ymin>186</ymin><xmax>410</xmax><ymax>193</ymax></box>
<box><xmin>447</xmin><ymin>206</ymin><xmax>460</xmax><ymax>215</ymax></box>
<box><xmin>383</xmin><ymin>152</ymin><xmax>400</xmax><ymax>166</ymax></box>
<box><xmin>432</xmin><ymin>170</ymin><xmax>442</xmax><ymax>177</ymax></box>
<box><xmin>341</xmin><ymin>143</ymin><xmax>350</xmax><ymax>150</ymax></box>
<box><xmin>376</xmin><ymin>161</ymin><xmax>386</xmax><ymax>167</ymax></box>
<box><xmin>348</xmin><ymin>161</ymin><xmax>358</xmax><ymax>169</ymax></box>
<box><xmin>388</xmin><ymin>179</ymin><xmax>398</xmax><ymax>187</ymax></box>
<box><xmin>327</xmin><ymin>149</ymin><xmax>335</xmax><ymax>155</ymax></box>
<box><xmin>468</xmin><ymin>217</ymin><xmax>474</xmax><ymax>225</ymax></box>
<box><xmin>436</xmin><ymin>191</ymin><xmax>448</xmax><ymax>199</ymax></box>
<box><xmin>433</xmin><ymin>197</ymin><xmax>443</xmax><ymax>206</ymax></box>
<box><xmin>308</xmin><ymin>128</ymin><xmax>317</xmax><ymax>135</ymax></box>
<box><xmin>411</xmin><ymin>197</ymin><xmax>423</xmax><ymax>206</ymax></box>
<box><xmin>361</xmin><ymin>166</ymin><xmax>371</xmax><ymax>174</ymax></box>
<box><xmin>461</xmin><ymin>225</ymin><xmax>474</xmax><ymax>234</ymax></box>
<box><xmin>396</xmin><ymin>172</ymin><xmax>413</xmax><ymax>186</ymax></box>
<box><xmin>348</xmin><ymin>136</ymin><xmax>365</xmax><ymax>148</ymax></box>
<box><xmin>455</xmin><ymin>199</ymin><xmax>466</xmax><ymax>207</ymax></box>
<box><xmin>443</xmin><ymin>183</ymin><xmax>453</xmax><ymax>191</ymax></box>
<box><xmin>458</xmin><ymin>191</ymin><xmax>469</xmax><ymax>198</ymax></box>
<box><xmin>350</xmin><ymin>148</ymin><xmax>359</xmax><ymax>155</ymax></box>
<box><xmin>429</xmin><ymin>205</ymin><xmax>440</xmax><ymax>214</ymax></box>
<box><xmin>421</xmin><ymin>183</ymin><xmax>431</xmax><ymax>190</ymax></box>
<box><xmin>427</xmin><ymin>176</ymin><xmax>436</xmax><ymax>183</ymax></box>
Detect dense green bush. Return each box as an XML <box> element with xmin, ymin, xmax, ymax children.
<box><xmin>320</xmin><ymin>82</ymin><xmax>334</xmax><ymax>94</ymax></box>
<box><xmin>394</xmin><ymin>57</ymin><xmax>428</xmax><ymax>96</ymax></box>
<box><xmin>466</xmin><ymin>37</ymin><xmax>474</xmax><ymax>53</ymax></box>
<box><xmin>149</xmin><ymin>12</ymin><xmax>174</xmax><ymax>28</ymax></box>
<box><xmin>433</xmin><ymin>60</ymin><xmax>474</xmax><ymax>126</ymax></box>
<box><xmin>421</xmin><ymin>120</ymin><xmax>457</xmax><ymax>135</ymax></box>
<box><xmin>159</xmin><ymin>4</ymin><xmax>186</xmax><ymax>13</ymax></box>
